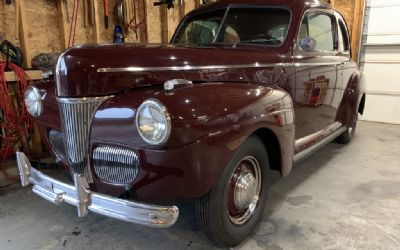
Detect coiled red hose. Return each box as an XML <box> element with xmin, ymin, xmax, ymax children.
<box><xmin>0</xmin><ymin>61</ymin><xmax>33</xmax><ymax>181</ymax></box>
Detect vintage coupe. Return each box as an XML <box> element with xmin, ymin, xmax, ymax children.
<box><xmin>18</xmin><ymin>0</ymin><xmax>365</xmax><ymax>247</ymax></box>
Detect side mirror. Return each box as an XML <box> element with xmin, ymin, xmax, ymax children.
<box><xmin>299</xmin><ymin>37</ymin><xmax>317</xmax><ymax>51</ymax></box>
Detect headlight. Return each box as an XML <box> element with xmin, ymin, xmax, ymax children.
<box><xmin>24</xmin><ymin>86</ymin><xmax>43</xmax><ymax>117</ymax></box>
<box><xmin>136</xmin><ymin>99</ymin><xmax>171</xmax><ymax>145</ymax></box>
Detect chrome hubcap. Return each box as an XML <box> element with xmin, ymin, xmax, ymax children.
<box><xmin>227</xmin><ymin>156</ymin><xmax>262</xmax><ymax>225</ymax></box>
<box><xmin>234</xmin><ymin>170</ymin><xmax>257</xmax><ymax>210</ymax></box>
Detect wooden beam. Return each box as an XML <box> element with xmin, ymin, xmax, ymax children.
<box><xmin>15</xmin><ymin>0</ymin><xmax>20</xmax><ymax>38</ymax></box>
<box><xmin>92</xmin><ymin>0</ymin><xmax>101</xmax><ymax>43</ymax></box>
<box><xmin>179</xmin><ymin>1</ymin><xmax>186</xmax><ymax>19</ymax></box>
<box><xmin>351</xmin><ymin>0</ymin><xmax>364</xmax><ymax>61</ymax></box>
<box><xmin>16</xmin><ymin>0</ymin><xmax>31</xmax><ymax>68</ymax></box>
<box><xmin>161</xmin><ymin>5</ymin><xmax>169</xmax><ymax>43</ymax></box>
<box><xmin>57</xmin><ymin>0</ymin><xmax>69</xmax><ymax>50</ymax></box>
<box><xmin>142</xmin><ymin>0</ymin><xmax>149</xmax><ymax>43</ymax></box>
<box><xmin>167</xmin><ymin>8</ymin><xmax>179</xmax><ymax>40</ymax></box>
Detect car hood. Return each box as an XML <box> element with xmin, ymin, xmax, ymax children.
<box><xmin>56</xmin><ymin>43</ymin><xmax>285</xmax><ymax>97</ymax></box>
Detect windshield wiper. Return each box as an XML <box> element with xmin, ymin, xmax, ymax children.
<box><xmin>174</xmin><ymin>42</ymin><xmax>214</xmax><ymax>47</ymax></box>
<box><xmin>240</xmin><ymin>38</ymin><xmax>282</xmax><ymax>44</ymax></box>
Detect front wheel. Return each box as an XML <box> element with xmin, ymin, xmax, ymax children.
<box><xmin>195</xmin><ymin>136</ymin><xmax>270</xmax><ymax>247</ymax></box>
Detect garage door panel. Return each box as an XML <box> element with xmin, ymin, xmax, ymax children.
<box><xmin>364</xmin><ymin>46</ymin><xmax>400</xmax><ymax>61</ymax></box>
<box><xmin>361</xmin><ymin>1</ymin><xmax>400</xmax><ymax>124</ymax></box>
<box><xmin>361</xmin><ymin>94</ymin><xmax>400</xmax><ymax>124</ymax></box>
<box><xmin>367</xmin><ymin>35</ymin><xmax>400</xmax><ymax>44</ymax></box>
<box><xmin>370</xmin><ymin>0</ymin><xmax>400</xmax><ymax>6</ymax></box>
<box><xmin>363</xmin><ymin>63</ymin><xmax>400</xmax><ymax>93</ymax></box>
<box><xmin>367</xmin><ymin>6</ymin><xmax>400</xmax><ymax>35</ymax></box>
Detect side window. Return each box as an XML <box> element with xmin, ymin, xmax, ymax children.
<box><xmin>298</xmin><ymin>12</ymin><xmax>335</xmax><ymax>51</ymax></box>
<box><xmin>338</xmin><ymin>19</ymin><xmax>350</xmax><ymax>52</ymax></box>
<box><xmin>175</xmin><ymin>10</ymin><xmax>225</xmax><ymax>45</ymax></box>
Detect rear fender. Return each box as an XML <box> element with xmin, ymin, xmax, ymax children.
<box><xmin>336</xmin><ymin>70</ymin><xmax>364</xmax><ymax>126</ymax></box>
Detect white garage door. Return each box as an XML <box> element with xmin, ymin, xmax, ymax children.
<box><xmin>359</xmin><ymin>0</ymin><xmax>400</xmax><ymax>124</ymax></box>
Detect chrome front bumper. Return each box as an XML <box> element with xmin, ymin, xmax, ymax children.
<box><xmin>16</xmin><ymin>152</ymin><xmax>179</xmax><ymax>228</ymax></box>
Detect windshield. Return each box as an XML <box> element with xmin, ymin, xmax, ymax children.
<box><xmin>173</xmin><ymin>7</ymin><xmax>291</xmax><ymax>46</ymax></box>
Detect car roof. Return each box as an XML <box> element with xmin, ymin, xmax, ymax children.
<box><xmin>219</xmin><ymin>0</ymin><xmax>328</xmax><ymax>6</ymax></box>
<box><xmin>193</xmin><ymin>0</ymin><xmax>331</xmax><ymax>14</ymax></box>
<box><xmin>181</xmin><ymin>0</ymin><xmax>335</xmax><ymax>52</ymax></box>
<box><xmin>218</xmin><ymin>0</ymin><xmax>320</xmax><ymax>6</ymax></box>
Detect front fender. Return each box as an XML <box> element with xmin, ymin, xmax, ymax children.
<box><xmin>89</xmin><ymin>82</ymin><xmax>295</xmax><ymax>202</ymax></box>
<box><xmin>90</xmin><ymin>82</ymin><xmax>292</xmax><ymax>149</ymax></box>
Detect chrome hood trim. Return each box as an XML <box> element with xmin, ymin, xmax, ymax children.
<box><xmin>97</xmin><ymin>62</ymin><xmax>288</xmax><ymax>73</ymax></box>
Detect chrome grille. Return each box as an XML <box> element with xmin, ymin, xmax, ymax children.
<box><xmin>93</xmin><ymin>146</ymin><xmax>139</xmax><ymax>184</ymax></box>
<box><xmin>58</xmin><ymin>96</ymin><xmax>110</xmax><ymax>178</ymax></box>
<box><xmin>48</xmin><ymin>129</ymin><xmax>66</xmax><ymax>161</ymax></box>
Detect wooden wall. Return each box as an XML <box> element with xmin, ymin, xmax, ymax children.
<box><xmin>0</xmin><ymin>0</ymin><xmax>201</xmax><ymax>67</ymax></box>
<box><xmin>0</xmin><ymin>0</ymin><xmax>363</xmax><ymax>67</ymax></box>
<box><xmin>329</xmin><ymin>0</ymin><xmax>364</xmax><ymax>60</ymax></box>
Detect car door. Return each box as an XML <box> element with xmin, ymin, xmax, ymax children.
<box><xmin>293</xmin><ymin>10</ymin><xmax>342</xmax><ymax>141</ymax></box>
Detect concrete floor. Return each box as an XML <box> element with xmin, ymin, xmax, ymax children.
<box><xmin>1</xmin><ymin>121</ymin><xmax>400</xmax><ymax>250</ymax></box>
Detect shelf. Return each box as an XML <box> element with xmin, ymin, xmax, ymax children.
<box><xmin>4</xmin><ymin>70</ymin><xmax>43</xmax><ymax>82</ymax></box>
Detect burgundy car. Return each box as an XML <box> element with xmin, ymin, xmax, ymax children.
<box><xmin>18</xmin><ymin>0</ymin><xmax>365</xmax><ymax>247</ymax></box>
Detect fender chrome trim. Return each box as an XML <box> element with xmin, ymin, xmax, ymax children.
<box><xmin>16</xmin><ymin>151</ymin><xmax>179</xmax><ymax>228</ymax></box>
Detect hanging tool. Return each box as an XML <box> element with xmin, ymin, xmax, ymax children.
<box><xmin>124</xmin><ymin>0</ymin><xmax>130</xmax><ymax>28</ymax></box>
<box><xmin>1</xmin><ymin>40</ymin><xmax>23</xmax><ymax>68</ymax></box>
<box><xmin>104</xmin><ymin>0</ymin><xmax>109</xmax><ymax>29</ymax></box>
<box><xmin>153</xmin><ymin>0</ymin><xmax>175</xmax><ymax>9</ymax></box>
<box><xmin>83</xmin><ymin>0</ymin><xmax>89</xmax><ymax>27</ymax></box>
<box><xmin>113</xmin><ymin>25</ymin><xmax>124</xmax><ymax>43</ymax></box>
<box><xmin>88</xmin><ymin>0</ymin><xmax>95</xmax><ymax>25</ymax></box>
<box><xmin>153</xmin><ymin>0</ymin><xmax>184</xmax><ymax>9</ymax></box>
<box><xmin>117</xmin><ymin>0</ymin><xmax>147</xmax><ymax>41</ymax></box>
<box><xmin>62</xmin><ymin>0</ymin><xmax>70</xmax><ymax>23</ymax></box>
<box><xmin>0</xmin><ymin>61</ymin><xmax>32</xmax><ymax>181</ymax></box>
<box><xmin>68</xmin><ymin>0</ymin><xmax>79</xmax><ymax>47</ymax></box>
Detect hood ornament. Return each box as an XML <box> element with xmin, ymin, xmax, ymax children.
<box><xmin>164</xmin><ymin>79</ymin><xmax>193</xmax><ymax>91</ymax></box>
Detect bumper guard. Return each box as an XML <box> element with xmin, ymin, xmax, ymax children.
<box><xmin>16</xmin><ymin>151</ymin><xmax>179</xmax><ymax>228</ymax></box>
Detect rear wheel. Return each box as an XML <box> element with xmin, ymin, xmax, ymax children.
<box><xmin>195</xmin><ymin>136</ymin><xmax>270</xmax><ymax>247</ymax></box>
<box><xmin>336</xmin><ymin>112</ymin><xmax>358</xmax><ymax>144</ymax></box>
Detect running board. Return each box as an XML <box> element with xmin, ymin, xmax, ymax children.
<box><xmin>293</xmin><ymin>126</ymin><xmax>347</xmax><ymax>163</ymax></box>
